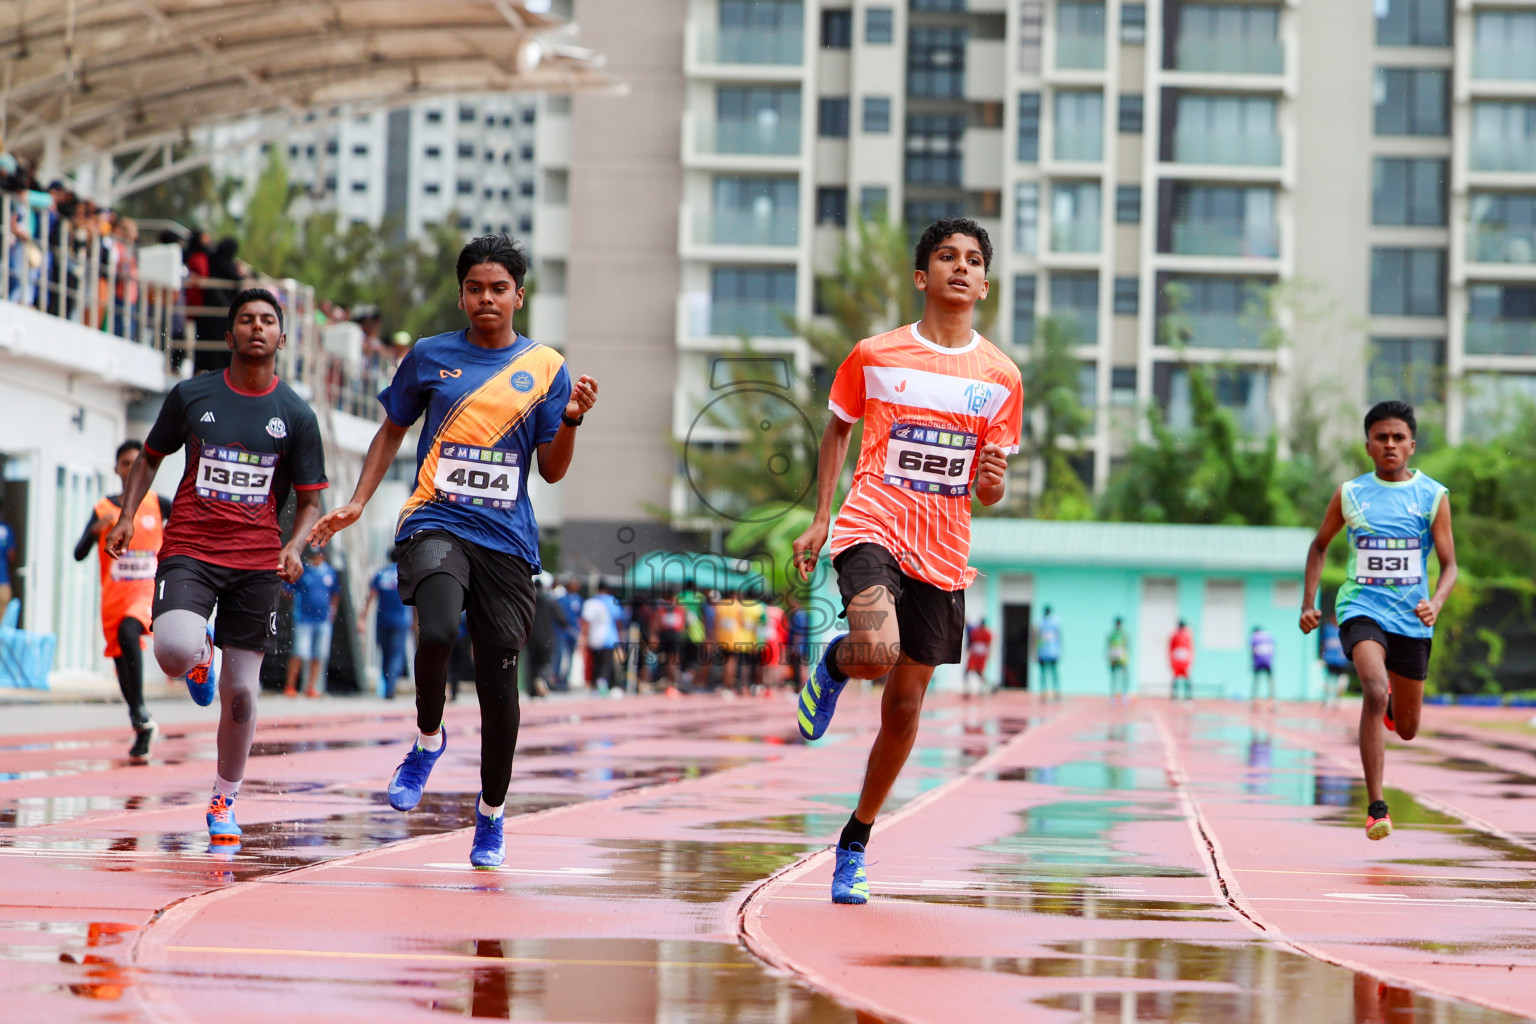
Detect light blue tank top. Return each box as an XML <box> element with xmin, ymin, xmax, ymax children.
<box><xmin>1335</xmin><ymin>470</ymin><xmax>1447</xmax><ymax>638</ymax></box>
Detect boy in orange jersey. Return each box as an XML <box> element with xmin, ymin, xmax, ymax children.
<box><xmin>792</xmin><ymin>218</ymin><xmax>1024</xmax><ymax>904</ymax></box>
<box><xmin>74</xmin><ymin>440</ymin><xmax>171</xmax><ymax>759</ymax></box>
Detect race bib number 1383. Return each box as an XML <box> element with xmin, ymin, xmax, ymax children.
<box><xmin>434</xmin><ymin>443</ymin><xmax>520</xmax><ymax>509</ymax></box>
<box><xmin>196</xmin><ymin>446</ymin><xmax>277</xmax><ymax>504</ymax></box>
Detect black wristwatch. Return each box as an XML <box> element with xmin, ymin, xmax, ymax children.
<box><xmin>562</xmin><ymin>412</ymin><xmax>584</xmax><ymax>427</ymax></box>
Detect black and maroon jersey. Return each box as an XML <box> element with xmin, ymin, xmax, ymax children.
<box><xmin>145</xmin><ymin>369</ymin><xmax>327</xmax><ymax>572</ymax></box>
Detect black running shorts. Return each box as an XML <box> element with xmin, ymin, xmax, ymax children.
<box><xmin>153</xmin><ymin>554</ymin><xmax>282</xmax><ymax>654</ymax></box>
<box><xmin>833</xmin><ymin>542</ymin><xmax>965</xmax><ymax>667</ymax></box>
<box><xmin>1339</xmin><ymin>616</ymin><xmax>1432</xmax><ymax>682</ymax></box>
<box><xmin>396</xmin><ymin>529</ymin><xmax>536</xmax><ymax>651</ymax></box>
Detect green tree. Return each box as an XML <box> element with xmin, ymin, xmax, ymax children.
<box><xmin>1014</xmin><ymin>314</ymin><xmax>1093</xmax><ymax>520</ymax></box>
<box><xmin>113</xmin><ymin>145</ymin><xmax>219</xmax><ymax>228</ymax></box>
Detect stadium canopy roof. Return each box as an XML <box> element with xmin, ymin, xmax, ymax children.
<box><xmin>0</xmin><ymin>0</ymin><xmax>615</xmax><ymax>189</ymax></box>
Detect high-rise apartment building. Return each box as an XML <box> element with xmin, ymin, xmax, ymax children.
<box><xmin>536</xmin><ymin>0</ymin><xmax>1523</xmax><ymax>572</ymax></box>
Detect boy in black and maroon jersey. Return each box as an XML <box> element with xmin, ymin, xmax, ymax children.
<box><xmin>106</xmin><ymin>287</ymin><xmax>327</xmax><ymax>844</ymax></box>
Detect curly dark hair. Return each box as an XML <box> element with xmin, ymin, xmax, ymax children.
<box><xmin>456</xmin><ymin>233</ymin><xmax>528</xmax><ymax>288</ymax></box>
<box><xmin>1364</xmin><ymin>400</ymin><xmax>1416</xmax><ymax>438</ymax></box>
<box><xmin>913</xmin><ymin>217</ymin><xmax>993</xmax><ymax>273</ymax></box>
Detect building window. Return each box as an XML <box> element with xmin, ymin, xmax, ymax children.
<box><xmin>710</xmin><ymin>267</ymin><xmax>797</xmax><ymax>337</ymax></box>
<box><xmin>860</xmin><ymin>186</ymin><xmax>889</xmax><ymax>222</ymax></box>
<box><xmin>866</xmin><ymin>6</ymin><xmax>894</xmax><ymax>44</ymax></box>
<box><xmin>1111</xmin><ymin>367</ymin><xmax>1137</xmax><ymax>405</ymax></box>
<box><xmin>1051</xmin><ymin>272</ymin><xmax>1100</xmax><ymax>344</ymax></box>
<box><xmin>456</xmin><ymin>216</ymin><xmax>473</xmax><ymax>230</ymax></box>
<box><xmin>306</xmin><ymin>145</ymin><xmax>317</xmax><ymax>158</ymax></box>
<box><xmin>1019</xmin><ymin>1</ymin><xmax>1044</xmax><ymax>72</ymax></box>
<box><xmin>1054</xmin><ymin>90</ymin><xmax>1104</xmax><ymax>162</ymax></box>
<box><xmin>1370</xmin><ymin>337</ymin><xmax>1444</xmax><ymax>407</ymax></box>
<box><xmin>1373</xmin><ymin>158</ymin><xmax>1447</xmax><ymax>226</ymax></box>
<box><xmin>1474</xmin><ymin>12</ymin><xmax>1536</xmax><ymax>82</ymax></box>
<box><xmin>1057</xmin><ymin>1</ymin><xmax>1107</xmax><ymax>71</ymax></box>
<box><xmin>1114</xmin><ymin>277</ymin><xmax>1139</xmax><ymax>315</ymax></box>
<box><xmin>908</xmin><ymin>26</ymin><xmax>967</xmax><ymax>98</ymax></box>
<box><xmin>519</xmin><ymin>181</ymin><xmax>535</xmax><ymax>197</ymax></box>
<box><xmin>457</xmin><ymin>179</ymin><xmax>474</xmax><ymax>195</ymax></box>
<box><xmin>351</xmin><ymin>181</ymin><xmax>367</xmax><ymax>193</ymax></box>
<box><xmin>1165</xmin><ymin>184</ymin><xmax>1279</xmax><ymax>258</ymax></box>
<box><xmin>1118</xmin><ymin>94</ymin><xmax>1143</xmax><ymax>133</ymax></box>
<box><xmin>323</xmin><ymin>175</ymin><xmax>337</xmax><ymax>192</ymax></box>
<box><xmin>459</xmin><ymin>105</ymin><xmax>475</xmax><ymax>123</ymax></box>
<box><xmin>352</xmin><ymin>144</ymin><xmax>368</xmax><ymax>156</ymax></box>
<box><xmin>485</xmin><ymin>149</ymin><xmax>497</xmax><ymax>162</ymax></box>
<box><xmin>1374</xmin><ymin>68</ymin><xmax>1449</xmax><ymax>136</ymax></box>
<box><xmin>518</xmin><ymin>215</ymin><xmax>532</xmax><ymax>233</ymax></box>
<box><xmin>1015</xmin><ymin>182</ymin><xmax>1040</xmax><ymax>254</ymax></box>
<box><xmin>1467</xmin><ymin>283</ymin><xmax>1536</xmax><ymax>355</ymax></box>
<box><xmin>1377</xmin><ymin>0</ymin><xmax>1450</xmax><ymax>47</ymax></box>
<box><xmin>288</xmin><ymin>144</ymin><xmax>300</xmax><ymax>158</ymax></box>
<box><xmin>424</xmin><ymin>182</ymin><xmax>441</xmax><ymax>195</ymax></box>
<box><xmin>1171</xmin><ymin>93</ymin><xmax>1280</xmax><ymax>166</ymax></box>
<box><xmin>425</xmin><ymin>109</ymin><xmax>444</xmax><ymax>124</ymax></box>
<box><xmin>716</xmin><ymin>86</ymin><xmax>802</xmax><ymax>155</ymax></box>
<box><xmin>1014</xmin><ymin>275</ymin><xmax>1037</xmax><ymax>346</ymax></box>
<box><xmin>1468</xmin><ymin>192</ymin><xmax>1536</xmax><ymax>263</ymax></box>
<box><xmin>819</xmin><ymin>97</ymin><xmax>851</xmax><ymax>137</ymax></box>
<box><xmin>905</xmin><ymin>112</ymin><xmax>965</xmax><ymax>186</ymax></box>
<box><xmin>1115</xmin><ymin>184</ymin><xmax>1141</xmax><ymax>223</ymax></box>
<box><xmin>863</xmin><ymin>96</ymin><xmax>892</xmax><ymax>134</ymax></box>
<box><xmin>912</xmin><ymin>0</ymin><xmax>965</xmax><ymax>9</ymax></box>
<box><xmin>484</xmin><ymin>188</ymin><xmax>495</xmax><ymax>200</ymax></box>
<box><xmin>1371</xmin><ymin>247</ymin><xmax>1447</xmax><ymax>316</ymax></box>
<box><xmin>905</xmin><ymin>199</ymin><xmax>964</xmax><ymax>237</ymax></box>
<box><xmin>1471</xmin><ymin>101</ymin><xmax>1536</xmax><ymax>172</ymax></box>
<box><xmin>522</xmin><ymin>107</ymin><xmax>536</xmax><ymax>124</ymax></box>
<box><xmin>1172</xmin><ymin>4</ymin><xmax>1283</xmax><ymax>74</ymax></box>
<box><xmin>458</xmin><ymin>142</ymin><xmax>475</xmax><ymax>158</ymax></box>
<box><xmin>822</xmin><ymin>9</ymin><xmax>852</xmax><ymax>49</ymax></box>
<box><xmin>1017</xmin><ymin>92</ymin><xmax>1041</xmax><ymax>161</ymax></box>
<box><xmin>500</xmin><ymin>188</ymin><xmax>512</xmax><ymax>201</ymax></box>
<box><xmin>1121</xmin><ymin>2</ymin><xmax>1147</xmax><ymax>44</ymax></box>
<box><xmin>816</xmin><ymin>187</ymin><xmax>849</xmax><ymax>226</ymax></box>
<box><xmin>1159</xmin><ymin>274</ymin><xmax>1273</xmax><ymax>348</ymax></box>
<box><xmin>424</xmin><ymin>146</ymin><xmax>442</xmax><ymax>159</ymax></box>
<box><xmin>1052</xmin><ymin>182</ymin><xmax>1102</xmax><ymax>253</ymax></box>
<box><xmin>520</xmin><ymin>145</ymin><xmax>534</xmax><ymax>160</ymax></box>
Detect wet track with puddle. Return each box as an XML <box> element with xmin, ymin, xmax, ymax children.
<box><xmin>2</xmin><ymin>691</ymin><xmax>1534</xmax><ymax>1022</ymax></box>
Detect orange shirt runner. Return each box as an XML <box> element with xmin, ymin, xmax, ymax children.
<box><xmin>828</xmin><ymin>324</ymin><xmax>1024</xmax><ymax>590</ymax></box>
<box><xmin>93</xmin><ymin>493</ymin><xmax>166</xmax><ymax>657</ymax></box>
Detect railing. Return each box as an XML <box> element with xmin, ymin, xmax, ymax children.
<box><xmin>695</xmin><ymin>207</ymin><xmax>799</xmax><ymax>247</ymax></box>
<box><xmin>1468</xmin><ymin>225</ymin><xmax>1536</xmax><ymax>264</ymax></box>
<box><xmin>697</xmin><ymin>27</ymin><xmax>804</xmax><ymax>66</ymax></box>
<box><xmin>0</xmin><ymin>190</ymin><xmax>382</xmax><ymax>422</ymax></box>
<box><xmin>1164</xmin><ymin>311</ymin><xmax>1269</xmax><ymax>349</ymax></box>
<box><xmin>1050</xmin><ymin>220</ymin><xmax>1101</xmax><ymax>254</ymax></box>
<box><xmin>1169</xmin><ymin>221</ymin><xmax>1280</xmax><ymax>258</ymax></box>
<box><xmin>1174</xmin><ymin>37</ymin><xmax>1284</xmax><ymax>75</ymax></box>
<box><xmin>1473</xmin><ymin>48</ymin><xmax>1536</xmax><ymax>82</ymax></box>
<box><xmin>1466</xmin><ymin>319</ymin><xmax>1536</xmax><ymax>356</ymax></box>
<box><xmin>1171</xmin><ymin>132</ymin><xmax>1282</xmax><ymax>167</ymax></box>
<box><xmin>696</xmin><ymin>117</ymin><xmax>802</xmax><ymax>157</ymax></box>
<box><xmin>1470</xmin><ymin>139</ymin><xmax>1536</xmax><ymax>173</ymax></box>
<box><xmin>709</xmin><ymin>300</ymin><xmax>795</xmax><ymax>338</ymax></box>
<box><xmin>1053</xmin><ymin>128</ymin><xmax>1104</xmax><ymax>163</ymax></box>
<box><xmin>1055</xmin><ymin>34</ymin><xmax>1106</xmax><ymax>71</ymax></box>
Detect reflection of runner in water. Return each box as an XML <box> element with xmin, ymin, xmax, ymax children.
<box><xmin>790</xmin><ymin>218</ymin><xmax>1023</xmax><ymax>905</ymax></box>
<box><xmin>74</xmin><ymin>439</ymin><xmax>172</xmax><ymax>758</ymax></box>
<box><xmin>1301</xmin><ymin>401</ymin><xmax>1457</xmax><ymax>841</ymax></box>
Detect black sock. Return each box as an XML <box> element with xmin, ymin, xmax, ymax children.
<box><xmin>838</xmin><ymin>812</ymin><xmax>872</xmax><ymax>851</ymax></box>
<box><xmin>825</xmin><ymin>635</ymin><xmax>848</xmax><ymax>683</ymax></box>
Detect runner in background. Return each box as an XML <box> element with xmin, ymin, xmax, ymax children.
<box><xmin>1035</xmin><ymin>606</ymin><xmax>1062</xmax><ymax>700</ymax></box>
<box><xmin>1106</xmin><ymin>617</ymin><xmax>1131</xmax><ymax>705</ymax></box>
<box><xmin>1250</xmin><ymin>625</ymin><xmax>1276</xmax><ymax>711</ymax></box>
<box><xmin>105</xmin><ymin>287</ymin><xmax>327</xmax><ymax>844</ymax></box>
<box><xmin>284</xmin><ymin>547</ymin><xmax>339</xmax><ymax>698</ymax></box>
<box><xmin>357</xmin><ymin>548</ymin><xmax>413</xmax><ymax>699</ymax></box>
<box><xmin>74</xmin><ymin>439</ymin><xmax>172</xmax><ymax>758</ymax></box>
<box><xmin>555</xmin><ymin>579</ymin><xmax>583</xmax><ymax>691</ymax></box>
<box><xmin>1169</xmin><ymin>621</ymin><xmax>1195</xmax><ymax>703</ymax></box>
<box><xmin>1301</xmin><ymin>400</ymin><xmax>1457</xmax><ymax>841</ymax></box>
<box><xmin>962</xmin><ymin>619</ymin><xmax>992</xmax><ymax>698</ymax></box>
<box><xmin>1320</xmin><ymin>614</ymin><xmax>1351</xmax><ymax>709</ymax></box>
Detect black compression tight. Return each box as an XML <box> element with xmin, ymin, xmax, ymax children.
<box><xmin>114</xmin><ymin>618</ymin><xmax>150</xmax><ymax>728</ymax></box>
<box><xmin>412</xmin><ymin>573</ymin><xmax>522</xmax><ymax>807</ymax></box>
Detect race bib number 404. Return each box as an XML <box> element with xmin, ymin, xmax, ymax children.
<box><xmin>434</xmin><ymin>443</ymin><xmax>521</xmax><ymax>509</ymax></box>
<box><xmin>196</xmin><ymin>447</ymin><xmax>277</xmax><ymax>504</ymax></box>
<box><xmin>882</xmin><ymin>423</ymin><xmax>977</xmax><ymax>497</ymax></box>
<box><xmin>1353</xmin><ymin>536</ymin><xmax>1424</xmax><ymax>586</ymax></box>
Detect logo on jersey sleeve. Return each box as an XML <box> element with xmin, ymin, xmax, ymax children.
<box><xmin>265</xmin><ymin>417</ymin><xmax>288</xmax><ymax>439</ymax></box>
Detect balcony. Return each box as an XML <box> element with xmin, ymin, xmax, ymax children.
<box><xmin>709</xmin><ymin>300</ymin><xmax>796</xmax><ymax>338</ymax></box>
<box><xmin>1473</xmin><ymin>48</ymin><xmax>1536</xmax><ymax>83</ymax></box>
<box><xmin>696</xmin><ymin>26</ymin><xmax>803</xmax><ymax>66</ymax></box>
<box><xmin>1468</xmin><ymin>224</ymin><xmax>1536</xmax><ymax>264</ymax></box>
<box><xmin>1169</xmin><ymin>221</ymin><xmax>1279</xmax><ymax>259</ymax></box>
<box><xmin>1171</xmin><ymin>132</ymin><xmax>1281</xmax><ymax>167</ymax></box>
<box><xmin>1053</xmin><ymin>128</ymin><xmax>1103</xmax><ymax>163</ymax></box>
<box><xmin>1051</xmin><ymin>220</ymin><xmax>1101</xmax><ymax>254</ymax></box>
<box><xmin>694</xmin><ymin>115</ymin><xmax>802</xmax><ymax>158</ymax></box>
<box><xmin>1466</xmin><ymin>319</ymin><xmax>1536</xmax><ymax>356</ymax></box>
<box><xmin>1173</xmin><ymin>37</ymin><xmax>1283</xmax><ymax>75</ymax></box>
<box><xmin>693</xmin><ymin>207</ymin><xmax>798</xmax><ymax>248</ymax></box>
<box><xmin>1471</xmin><ymin>139</ymin><xmax>1536</xmax><ymax>174</ymax></box>
<box><xmin>1176</xmin><ymin>311</ymin><xmax>1267</xmax><ymax>349</ymax></box>
<box><xmin>1055</xmin><ymin>34</ymin><xmax>1105</xmax><ymax>71</ymax></box>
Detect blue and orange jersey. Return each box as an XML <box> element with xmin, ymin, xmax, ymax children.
<box><xmin>380</xmin><ymin>330</ymin><xmax>570</xmax><ymax>570</ymax></box>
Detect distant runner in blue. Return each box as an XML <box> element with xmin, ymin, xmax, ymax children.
<box><xmin>358</xmin><ymin>549</ymin><xmax>414</xmax><ymax>699</ymax></box>
<box><xmin>309</xmin><ymin>234</ymin><xmax>599</xmax><ymax>868</ymax></box>
<box><xmin>283</xmin><ymin>547</ymin><xmax>339</xmax><ymax>698</ymax></box>
<box><xmin>1249</xmin><ymin>626</ymin><xmax>1275</xmax><ymax>711</ymax></box>
<box><xmin>1301</xmin><ymin>401</ymin><xmax>1458</xmax><ymax>842</ymax></box>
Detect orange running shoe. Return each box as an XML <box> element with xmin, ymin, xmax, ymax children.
<box><xmin>1366</xmin><ymin>800</ymin><xmax>1392</xmax><ymax>840</ymax></box>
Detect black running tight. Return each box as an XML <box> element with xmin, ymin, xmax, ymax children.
<box><xmin>413</xmin><ymin>574</ymin><xmax>522</xmax><ymax>807</ymax></box>
<box><xmin>114</xmin><ymin>618</ymin><xmax>150</xmax><ymax>728</ymax></box>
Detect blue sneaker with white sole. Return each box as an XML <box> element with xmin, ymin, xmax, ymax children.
<box><xmin>831</xmin><ymin>842</ymin><xmax>868</xmax><ymax>904</ymax></box>
<box><xmin>470</xmin><ymin>796</ymin><xmax>505</xmax><ymax>869</ymax></box>
<box><xmin>185</xmin><ymin>625</ymin><xmax>216</xmax><ymax>707</ymax></box>
<box><xmin>387</xmin><ymin>728</ymin><xmax>447</xmax><ymax>811</ymax></box>
<box><xmin>797</xmin><ymin>633</ymin><xmax>849</xmax><ymax>741</ymax></box>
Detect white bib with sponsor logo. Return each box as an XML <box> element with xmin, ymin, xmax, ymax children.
<box><xmin>196</xmin><ymin>446</ymin><xmax>277</xmax><ymax>504</ymax></box>
<box><xmin>1352</xmin><ymin>536</ymin><xmax>1424</xmax><ymax>586</ymax></box>
<box><xmin>881</xmin><ymin>422</ymin><xmax>977</xmax><ymax>497</ymax></box>
<box><xmin>433</xmin><ymin>443</ymin><xmax>520</xmax><ymax>510</ymax></box>
<box><xmin>110</xmin><ymin>550</ymin><xmax>157</xmax><ymax>581</ymax></box>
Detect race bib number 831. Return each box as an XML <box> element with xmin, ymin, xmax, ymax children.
<box><xmin>882</xmin><ymin>423</ymin><xmax>977</xmax><ymax>496</ymax></box>
<box><xmin>434</xmin><ymin>443</ymin><xmax>520</xmax><ymax>509</ymax></box>
<box><xmin>196</xmin><ymin>447</ymin><xmax>276</xmax><ymax>504</ymax></box>
<box><xmin>1353</xmin><ymin>536</ymin><xmax>1424</xmax><ymax>586</ymax></box>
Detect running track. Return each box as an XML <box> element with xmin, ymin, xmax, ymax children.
<box><xmin>1</xmin><ymin>690</ymin><xmax>1533</xmax><ymax>1022</ymax></box>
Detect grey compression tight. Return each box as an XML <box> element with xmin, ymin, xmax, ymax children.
<box><xmin>153</xmin><ymin>609</ymin><xmax>265</xmax><ymax>783</ymax></box>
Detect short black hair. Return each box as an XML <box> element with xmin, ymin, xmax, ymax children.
<box><xmin>227</xmin><ymin>287</ymin><xmax>284</xmax><ymax>335</ymax></box>
<box><xmin>914</xmin><ymin>217</ymin><xmax>993</xmax><ymax>273</ymax></box>
<box><xmin>116</xmin><ymin>439</ymin><xmax>143</xmax><ymax>460</ymax></box>
<box><xmin>456</xmin><ymin>234</ymin><xmax>528</xmax><ymax>288</ymax></box>
<box><xmin>1365</xmin><ymin>400</ymin><xmax>1416</xmax><ymax>438</ymax></box>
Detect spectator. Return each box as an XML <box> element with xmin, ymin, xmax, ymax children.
<box><xmin>654</xmin><ymin>591</ymin><xmax>688</xmax><ymax>690</ymax></box>
<box><xmin>0</xmin><ymin>499</ymin><xmax>17</xmax><ymax>613</ymax></box>
<box><xmin>1250</xmin><ymin>625</ymin><xmax>1276</xmax><ymax>711</ymax></box>
<box><xmin>1321</xmin><ymin>614</ymin><xmax>1351</xmax><ymax>709</ymax></box>
<box><xmin>358</xmin><ymin>548</ymin><xmax>413</xmax><ymax>699</ymax></box>
<box><xmin>581</xmin><ymin>580</ymin><xmax>623</xmax><ymax>693</ymax></box>
<box><xmin>786</xmin><ymin>594</ymin><xmax>810</xmax><ymax>692</ymax></box>
<box><xmin>525</xmin><ymin>575</ymin><xmax>566</xmax><ymax>698</ymax></box>
<box><xmin>963</xmin><ymin>618</ymin><xmax>992</xmax><ymax>698</ymax></box>
<box><xmin>111</xmin><ymin>217</ymin><xmax>139</xmax><ymax>339</ymax></box>
<box><xmin>194</xmin><ymin>238</ymin><xmax>241</xmax><ymax>373</ymax></box>
<box><xmin>1169</xmin><ymin>620</ymin><xmax>1195</xmax><ymax>703</ymax></box>
<box><xmin>284</xmin><ymin>547</ymin><xmax>340</xmax><ymax>698</ymax></box>
<box><xmin>1107</xmin><ymin>616</ymin><xmax>1131</xmax><ymax>704</ymax></box>
<box><xmin>555</xmin><ymin>579</ymin><xmax>583</xmax><ymax>690</ymax></box>
<box><xmin>1035</xmin><ymin>605</ymin><xmax>1062</xmax><ymax>701</ymax></box>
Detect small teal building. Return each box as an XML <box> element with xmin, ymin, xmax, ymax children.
<box><xmin>947</xmin><ymin>520</ymin><xmax>1317</xmax><ymax>700</ymax></box>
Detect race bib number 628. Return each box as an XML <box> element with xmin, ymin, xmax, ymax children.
<box><xmin>882</xmin><ymin>423</ymin><xmax>977</xmax><ymax>496</ymax></box>
<box><xmin>434</xmin><ymin>443</ymin><xmax>520</xmax><ymax>509</ymax></box>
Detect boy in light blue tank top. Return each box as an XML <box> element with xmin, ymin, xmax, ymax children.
<box><xmin>1300</xmin><ymin>401</ymin><xmax>1458</xmax><ymax>842</ymax></box>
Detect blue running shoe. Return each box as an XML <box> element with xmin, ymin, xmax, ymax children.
<box><xmin>206</xmin><ymin>793</ymin><xmax>242</xmax><ymax>842</ymax></box>
<box><xmin>387</xmin><ymin>728</ymin><xmax>447</xmax><ymax>811</ymax></box>
<box><xmin>831</xmin><ymin>843</ymin><xmax>868</xmax><ymax>904</ymax></box>
<box><xmin>470</xmin><ymin>796</ymin><xmax>505</xmax><ymax>869</ymax></box>
<box><xmin>186</xmin><ymin>625</ymin><xmax>216</xmax><ymax>707</ymax></box>
<box><xmin>797</xmin><ymin>633</ymin><xmax>849</xmax><ymax>741</ymax></box>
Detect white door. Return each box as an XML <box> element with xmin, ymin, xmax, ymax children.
<box><xmin>52</xmin><ymin>465</ymin><xmax>102</xmax><ymax>674</ymax></box>
<box><xmin>1138</xmin><ymin>576</ymin><xmax>1180</xmax><ymax>693</ymax></box>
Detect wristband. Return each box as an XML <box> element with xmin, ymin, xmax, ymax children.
<box><xmin>562</xmin><ymin>413</ymin><xmax>584</xmax><ymax>427</ymax></box>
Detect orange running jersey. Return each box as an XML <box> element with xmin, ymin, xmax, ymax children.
<box><xmin>95</xmin><ymin>493</ymin><xmax>164</xmax><ymax>656</ymax></box>
<box><xmin>828</xmin><ymin>324</ymin><xmax>1024</xmax><ymax>591</ymax></box>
